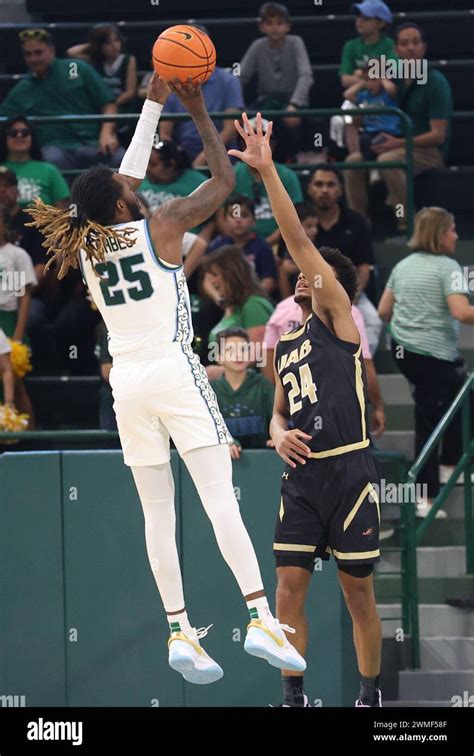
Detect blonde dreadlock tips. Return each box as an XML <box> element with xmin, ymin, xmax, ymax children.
<box><xmin>25</xmin><ymin>198</ymin><xmax>137</xmax><ymax>279</ymax></box>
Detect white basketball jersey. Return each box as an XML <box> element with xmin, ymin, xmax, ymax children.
<box><xmin>80</xmin><ymin>219</ymin><xmax>194</xmax><ymax>358</ymax></box>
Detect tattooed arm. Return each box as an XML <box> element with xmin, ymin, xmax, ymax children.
<box><xmin>150</xmin><ymin>78</ymin><xmax>235</xmax><ymax>265</ymax></box>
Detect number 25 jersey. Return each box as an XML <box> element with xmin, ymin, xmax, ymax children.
<box><xmin>80</xmin><ymin>218</ymin><xmax>194</xmax><ymax>359</ymax></box>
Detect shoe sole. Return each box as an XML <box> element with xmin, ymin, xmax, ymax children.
<box><xmin>169</xmin><ymin>650</ymin><xmax>223</xmax><ymax>685</ymax></box>
<box><xmin>244</xmin><ymin>635</ymin><xmax>306</xmax><ymax>672</ymax></box>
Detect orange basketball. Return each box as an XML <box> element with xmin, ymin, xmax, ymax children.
<box><xmin>152</xmin><ymin>25</ymin><xmax>216</xmax><ymax>85</ymax></box>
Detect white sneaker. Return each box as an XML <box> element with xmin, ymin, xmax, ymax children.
<box><xmin>244</xmin><ymin>618</ymin><xmax>306</xmax><ymax>672</ymax></box>
<box><xmin>379</xmin><ymin>527</ymin><xmax>395</xmax><ymax>541</ymax></box>
<box><xmin>168</xmin><ymin>625</ymin><xmax>223</xmax><ymax>685</ymax></box>
<box><xmin>439</xmin><ymin>465</ymin><xmax>474</xmax><ymax>485</ymax></box>
<box><xmin>416</xmin><ymin>498</ymin><xmax>447</xmax><ymax>519</ymax></box>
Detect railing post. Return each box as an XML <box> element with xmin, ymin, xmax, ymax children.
<box><xmin>462</xmin><ymin>396</ymin><xmax>474</xmax><ymax>574</ymax></box>
<box><xmin>403</xmin><ymin>116</ymin><xmax>415</xmax><ymax>237</ymax></box>
<box><xmin>406</xmin><ymin>481</ymin><xmax>420</xmax><ymax>668</ymax></box>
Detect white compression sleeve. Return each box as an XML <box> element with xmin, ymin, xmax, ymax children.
<box><xmin>182</xmin><ymin>445</ymin><xmax>265</xmax><ymax>596</ymax></box>
<box><xmin>131</xmin><ymin>462</ymin><xmax>185</xmax><ymax>613</ymax></box>
<box><xmin>118</xmin><ymin>99</ymin><xmax>163</xmax><ymax>180</ymax></box>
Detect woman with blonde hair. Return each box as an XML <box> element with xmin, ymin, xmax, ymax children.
<box><xmin>378</xmin><ymin>207</ymin><xmax>474</xmax><ymax>518</ymax></box>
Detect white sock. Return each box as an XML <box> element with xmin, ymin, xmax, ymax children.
<box><xmin>246</xmin><ymin>596</ymin><xmax>274</xmax><ymax>623</ymax></box>
<box><xmin>168</xmin><ymin>609</ymin><xmax>193</xmax><ymax>636</ymax></box>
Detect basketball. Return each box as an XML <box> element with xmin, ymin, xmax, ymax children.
<box><xmin>152</xmin><ymin>25</ymin><xmax>216</xmax><ymax>85</ymax></box>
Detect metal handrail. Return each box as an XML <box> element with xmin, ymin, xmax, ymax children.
<box><xmin>2</xmin><ymin>59</ymin><xmax>474</xmax><ymax>84</ymax></box>
<box><xmin>406</xmin><ymin>373</ymin><xmax>474</xmax><ymax>668</ymax></box>
<box><xmin>0</xmin><ymin>9</ymin><xmax>471</xmax><ymax>32</ymax></box>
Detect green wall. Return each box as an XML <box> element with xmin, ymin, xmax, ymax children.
<box><xmin>0</xmin><ymin>450</ymin><xmax>358</xmax><ymax>707</ymax></box>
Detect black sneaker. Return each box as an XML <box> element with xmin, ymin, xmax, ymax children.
<box><xmin>355</xmin><ymin>689</ymin><xmax>382</xmax><ymax>707</ymax></box>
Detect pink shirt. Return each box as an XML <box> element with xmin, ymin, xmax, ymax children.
<box><xmin>263</xmin><ymin>296</ymin><xmax>371</xmax><ymax>359</ymax></box>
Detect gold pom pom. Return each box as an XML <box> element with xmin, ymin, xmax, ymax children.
<box><xmin>8</xmin><ymin>340</ymin><xmax>33</xmax><ymax>378</ymax></box>
<box><xmin>0</xmin><ymin>404</ymin><xmax>29</xmax><ymax>443</ymax></box>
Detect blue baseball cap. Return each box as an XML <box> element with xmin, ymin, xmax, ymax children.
<box><xmin>353</xmin><ymin>1</ymin><xmax>392</xmax><ymax>23</ymax></box>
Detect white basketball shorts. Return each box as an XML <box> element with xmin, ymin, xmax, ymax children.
<box><xmin>109</xmin><ymin>342</ymin><xmax>233</xmax><ymax>466</ymax></box>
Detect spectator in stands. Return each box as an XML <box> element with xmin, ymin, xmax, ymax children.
<box><xmin>96</xmin><ymin>320</ymin><xmax>117</xmax><ymax>432</ymax></box>
<box><xmin>211</xmin><ymin>327</ymin><xmax>274</xmax><ymax>458</ymax></box>
<box><xmin>277</xmin><ymin>202</ymin><xmax>318</xmax><ymax>299</ymax></box>
<box><xmin>0</xmin><ymin>29</ymin><xmax>124</xmax><ymax>170</ymax></box>
<box><xmin>67</xmin><ymin>24</ymin><xmax>137</xmax><ymax>110</ymax></box>
<box><xmin>139</xmin><ymin>140</ymin><xmax>206</xmax><ymax>223</ymax></box>
<box><xmin>343</xmin><ymin>60</ymin><xmax>400</xmax><ymax>160</ymax></box>
<box><xmin>0</xmin><ymin>328</ymin><xmax>15</xmax><ymax>407</ymax></box>
<box><xmin>339</xmin><ymin>1</ymin><xmax>395</xmax><ymax>89</ymax></box>
<box><xmin>262</xmin><ymin>250</ymin><xmax>385</xmax><ymax>438</ymax></box>
<box><xmin>0</xmin><ymin>117</ymin><xmax>70</xmax><ymax>209</ymax></box>
<box><xmin>346</xmin><ymin>23</ymin><xmax>453</xmax><ymax>229</ymax></box>
<box><xmin>0</xmin><ymin>167</ymin><xmax>59</xmax><ymax>364</ymax></box>
<box><xmin>203</xmin><ymin>246</ymin><xmax>274</xmax><ymax>378</ymax></box>
<box><xmin>67</xmin><ymin>23</ymin><xmax>138</xmax><ymax>145</ymax></box>
<box><xmin>378</xmin><ymin>207</ymin><xmax>474</xmax><ymax>519</ymax></box>
<box><xmin>0</xmin><ymin>205</ymin><xmax>36</xmax><ymax>424</ymax></box>
<box><xmin>0</xmin><ymin>167</ymin><xmax>48</xmax><ymax>271</ymax></box>
<box><xmin>305</xmin><ymin>165</ymin><xmax>382</xmax><ymax>354</ymax></box>
<box><xmin>208</xmin><ymin>195</ymin><xmax>277</xmax><ymax>293</ymax></box>
<box><xmin>240</xmin><ymin>2</ymin><xmax>313</xmax><ymax>162</ymax></box>
<box><xmin>159</xmin><ymin>24</ymin><xmax>243</xmax><ymax>167</ymax></box>
<box><xmin>230</xmin><ymin>117</ymin><xmax>303</xmax><ymax>245</ymax></box>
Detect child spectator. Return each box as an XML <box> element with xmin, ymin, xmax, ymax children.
<box><xmin>343</xmin><ymin>61</ymin><xmax>400</xmax><ymax>158</ymax></box>
<box><xmin>211</xmin><ymin>327</ymin><xmax>274</xmax><ymax>458</ymax></box>
<box><xmin>240</xmin><ymin>2</ymin><xmax>313</xmax><ymax>161</ymax></box>
<box><xmin>339</xmin><ymin>1</ymin><xmax>396</xmax><ymax>89</ymax></box>
<box><xmin>67</xmin><ymin>23</ymin><xmax>138</xmax><ymax>143</ymax></box>
<box><xmin>209</xmin><ymin>195</ymin><xmax>277</xmax><ymax>293</ymax></box>
<box><xmin>0</xmin><ymin>206</ymin><xmax>36</xmax><ymax>424</ymax></box>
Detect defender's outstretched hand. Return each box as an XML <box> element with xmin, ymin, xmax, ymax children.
<box><xmin>228</xmin><ymin>112</ymin><xmax>273</xmax><ymax>170</ymax></box>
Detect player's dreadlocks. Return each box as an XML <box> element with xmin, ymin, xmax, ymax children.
<box><xmin>26</xmin><ymin>165</ymin><xmax>137</xmax><ymax>279</ymax></box>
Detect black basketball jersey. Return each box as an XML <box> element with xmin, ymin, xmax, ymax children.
<box><xmin>275</xmin><ymin>312</ymin><xmax>370</xmax><ymax>457</ymax></box>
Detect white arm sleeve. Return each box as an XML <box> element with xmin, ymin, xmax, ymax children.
<box><xmin>118</xmin><ymin>99</ymin><xmax>163</xmax><ymax>180</ymax></box>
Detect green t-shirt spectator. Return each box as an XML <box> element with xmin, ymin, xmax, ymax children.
<box><xmin>209</xmin><ymin>295</ymin><xmax>274</xmax><ymax>344</ymax></box>
<box><xmin>339</xmin><ymin>36</ymin><xmax>397</xmax><ymax>76</ymax></box>
<box><xmin>139</xmin><ymin>169</ymin><xmax>206</xmax><ymax>232</ymax></box>
<box><xmin>4</xmin><ymin>159</ymin><xmax>69</xmax><ymax>208</ymax></box>
<box><xmin>211</xmin><ymin>369</ymin><xmax>274</xmax><ymax>449</ymax></box>
<box><xmin>397</xmin><ymin>68</ymin><xmax>453</xmax><ymax>157</ymax></box>
<box><xmin>0</xmin><ymin>58</ymin><xmax>115</xmax><ymax>148</ymax></box>
<box><xmin>386</xmin><ymin>252</ymin><xmax>468</xmax><ymax>362</ymax></box>
<box><xmin>233</xmin><ymin>162</ymin><xmax>303</xmax><ymax>238</ymax></box>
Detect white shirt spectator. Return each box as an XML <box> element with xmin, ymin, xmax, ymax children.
<box><xmin>0</xmin><ymin>243</ymin><xmax>37</xmax><ymax>312</ymax></box>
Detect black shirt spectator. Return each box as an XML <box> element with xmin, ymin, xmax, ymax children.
<box><xmin>315</xmin><ymin>205</ymin><xmax>375</xmax><ymax>268</ymax></box>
